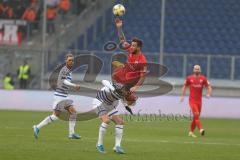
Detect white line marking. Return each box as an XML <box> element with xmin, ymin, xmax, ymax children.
<box><xmin>83</xmin><ymin>137</ymin><xmax>240</xmax><ymax>147</ymax></box>
<box><xmin>126</xmin><ymin>139</ymin><xmax>240</xmax><ymax>146</ymax></box>
<box><xmin>1</xmin><ymin>134</ymin><xmax>239</xmax><ymax>147</ymax></box>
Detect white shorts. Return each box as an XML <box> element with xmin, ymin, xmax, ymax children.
<box><xmin>52</xmin><ymin>96</ymin><xmax>74</xmax><ymax>111</ymax></box>
<box><xmin>92</xmin><ymin>98</ymin><xmax>119</xmax><ymax>118</ymax></box>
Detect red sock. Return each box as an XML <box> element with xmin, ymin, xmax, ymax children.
<box><xmin>190</xmin><ymin>119</ymin><xmax>196</xmax><ymax>132</ymax></box>
<box><xmin>194</xmin><ymin>116</ymin><xmax>203</xmax><ymax>130</ymax></box>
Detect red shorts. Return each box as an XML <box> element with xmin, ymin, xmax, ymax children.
<box><xmin>189</xmin><ymin>101</ymin><xmax>202</xmax><ymax>115</ymax></box>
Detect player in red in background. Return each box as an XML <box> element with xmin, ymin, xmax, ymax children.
<box><xmin>113</xmin><ymin>18</ymin><xmax>148</xmax><ymax>114</ymax></box>
<box><xmin>180</xmin><ymin>65</ymin><xmax>212</xmax><ymax>138</ymax></box>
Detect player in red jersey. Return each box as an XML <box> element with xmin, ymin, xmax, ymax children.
<box><xmin>112</xmin><ymin>18</ymin><xmax>148</xmax><ymax>113</ymax></box>
<box><xmin>112</xmin><ymin>37</ymin><xmax>147</xmax><ymax>91</ymax></box>
<box><xmin>180</xmin><ymin>65</ymin><xmax>212</xmax><ymax>137</ymax></box>
<box><xmin>113</xmin><ymin>18</ymin><xmax>147</xmax><ymax>92</ymax></box>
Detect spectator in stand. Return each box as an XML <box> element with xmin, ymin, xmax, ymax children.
<box><xmin>0</xmin><ymin>2</ymin><xmax>14</xmax><ymax>19</ymax></box>
<box><xmin>22</xmin><ymin>3</ymin><xmax>37</xmax><ymax>40</ymax></box>
<box><xmin>17</xmin><ymin>60</ymin><xmax>31</xmax><ymax>89</ymax></box>
<box><xmin>14</xmin><ymin>1</ymin><xmax>27</xmax><ymax>19</ymax></box>
<box><xmin>58</xmin><ymin>0</ymin><xmax>71</xmax><ymax>26</ymax></box>
<box><xmin>3</xmin><ymin>73</ymin><xmax>15</xmax><ymax>90</ymax></box>
<box><xmin>46</xmin><ymin>5</ymin><xmax>57</xmax><ymax>35</ymax></box>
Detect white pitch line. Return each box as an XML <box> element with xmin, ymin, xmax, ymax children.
<box><xmin>183</xmin><ymin>141</ymin><xmax>240</xmax><ymax>146</ymax></box>
<box><xmin>0</xmin><ymin>135</ymin><xmax>239</xmax><ymax>147</ymax></box>
<box><xmin>83</xmin><ymin>137</ymin><xmax>240</xmax><ymax>146</ymax></box>
<box><xmin>124</xmin><ymin>139</ymin><xmax>240</xmax><ymax>146</ymax></box>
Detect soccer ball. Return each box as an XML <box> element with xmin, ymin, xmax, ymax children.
<box><xmin>113</xmin><ymin>4</ymin><xmax>125</xmax><ymax>17</ymax></box>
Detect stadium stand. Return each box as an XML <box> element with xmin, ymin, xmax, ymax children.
<box><xmin>165</xmin><ymin>0</ymin><xmax>240</xmax><ymax>79</ymax></box>
<box><xmin>1</xmin><ymin>0</ymin><xmax>240</xmax><ymax>90</ymax></box>
<box><xmin>165</xmin><ymin>0</ymin><xmax>240</xmax><ymax>55</ymax></box>
<box><xmin>86</xmin><ymin>0</ymin><xmax>161</xmax><ymax>54</ymax></box>
<box><xmin>0</xmin><ymin>0</ymin><xmax>88</xmax><ymax>43</ymax></box>
<box><xmin>70</xmin><ymin>0</ymin><xmax>240</xmax><ymax>79</ymax></box>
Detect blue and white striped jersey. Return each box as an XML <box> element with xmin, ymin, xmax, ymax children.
<box><xmin>54</xmin><ymin>66</ymin><xmax>72</xmax><ymax>97</ymax></box>
<box><xmin>96</xmin><ymin>86</ymin><xmax>123</xmax><ymax>105</ymax></box>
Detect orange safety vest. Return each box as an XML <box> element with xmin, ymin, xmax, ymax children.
<box><xmin>47</xmin><ymin>8</ymin><xmax>57</xmax><ymax>19</ymax></box>
<box><xmin>59</xmin><ymin>0</ymin><xmax>71</xmax><ymax>11</ymax></box>
<box><xmin>0</xmin><ymin>6</ymin><xmax>14</xmax><ymax>18</ymax></box>
<box><xmin>22</xmin><ymin>8</ymin><xmax>36</xmax><ymax>22</ymax></box>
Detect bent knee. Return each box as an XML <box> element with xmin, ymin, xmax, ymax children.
<box><xmin>68</xmin><ymin>106</ymin><xmax>77</xmax><ymax>114</ymax></box>
<box><xmin>53</xmin><ymin>111</ymin><xmax>61</xmax><ymax>117</ymax></box>
<box><xmin>103</xmin><ymin>119</ymin><xmax>111</xmax><ymax>124</ymax></box>
<box><xmin>115</xmin><ymin>118</ymin><xmax>124</xmax><ymax>125</ymax></box>
<box><xmin>193</xmin><ymin>112</ymin><xmax>200</xmax><ymax>118</ymax></box>
<box><xmin>118</xmin><ymin>119</ymin><xmax>124</xmax><ymax>125</ymax></box>
<box><xmin>101</xmin><ymin>115</ymin><xmax>111</xmax><ymax>124</ymax></box>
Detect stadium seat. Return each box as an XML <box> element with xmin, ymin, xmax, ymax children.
<box><xmin>165</xmin><ymin>0</ymin><xmax>240</xmax><ymax>56</ymax></box>
<box><xmin>66</xmin><ymin>0</ymin><xmax>240</xmax><ymax>78</ymax></box>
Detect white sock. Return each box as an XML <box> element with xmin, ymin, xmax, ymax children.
<box><xmin>36</xmin><ymin>114</ymin><xmax>58</xmax><ymax>129</ymax></box>
<box><xmin>97</xmin><ymin>122</ymin><xmax>108</xmax><ymax>145</ymax></box>
<box><xmin>69</xmin><ymin>113</ymin><xmax>77</xmax><ymax>135</ymax></box>
<box><xmin>115</xmin><ymin>125</ymin><xmax>123</xmax><ymax>147</ymax></box>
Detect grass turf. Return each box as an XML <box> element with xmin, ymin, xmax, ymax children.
<box><xmin>0</xmin><ymin>110</ymin><xmax>240</xmax><ymax>160</ymax></box>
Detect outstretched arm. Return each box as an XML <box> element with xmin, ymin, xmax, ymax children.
<box><xmin>63</xmin><ymin>80</ymin><xmax>80</xmax><ymax>90</ymax></box>
<box><xmin>115</xmin><ymin>18</ymin><xmax>126</xmax><ymax>42</ymax></box>
<box><xmin>115</xmin><ymin>18</ymin><xmax>130</xmax><ymax>49</ymax></box>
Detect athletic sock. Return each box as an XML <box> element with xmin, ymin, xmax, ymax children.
<box><xmin>115</xmin><ymin>125</ymin><xmax>124</xmax><ymax>147</ymax></box>
<box><xmin>97</xmin><ymin>122</ymin><xmax>108</xmax><ymax>145</ymax></box>
<box><xmin>36</xmin><ymin>114</ymin><xmax>58</xmax><ymax>129</ymax></box>
<box><xmin>69</xmin><ymin>113</ymin><xmax>77</xmax><ymax>135</ymax></box>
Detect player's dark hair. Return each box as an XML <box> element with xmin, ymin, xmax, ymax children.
<box><xmin>132</xmin><ymin>37</ymin><xmax>143</xmax><ymax>48</ymax></box>
<box><xmin>65</xmin><ymin>53</ymin><xmax>74</xmax><ymax>60</ymax></box>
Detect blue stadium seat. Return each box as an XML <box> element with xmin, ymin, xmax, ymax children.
<box><xmin>66</xmin><ymin>0</ymin><xmax>240</xmax><ymax>77</ymax></box>
<box><xmin>210</xmin><ymin>57</ymin><xmax>231</xmax><ymax>79</ymax></box>
<box><xmin>77</xmin><ymin>35</ymin><xmax>84</xmax><ymax>50</ymax></box>
<box><xmin>163</xmin><ymin>56</ymin><xmax>183</xmax><ymax>77</ymax></box>
<box><xmin>165</xmin><ymin>0</ymin><xmax>240</xmax><ymax>55</ymax></box>
<box><xmin>234</xmin><ymin>58</ymin><xmax>240</xmax><ymax>80</ymax></box>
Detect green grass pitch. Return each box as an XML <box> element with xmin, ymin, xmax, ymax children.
<box><xmin>0</xmin><ymin>110</ymin><xmax>240</xmax><ymax>160</ymax></box>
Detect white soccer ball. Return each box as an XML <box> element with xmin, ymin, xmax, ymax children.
<box><xmin>113</xmin><ymin>4</ymin><xmax>125</xmax><ymax>17</ymax></box>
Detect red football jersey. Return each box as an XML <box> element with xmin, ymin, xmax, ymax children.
<box><xmin>185</xmin><ymin>75</ymin><xmax>210</xmax><ymax>103</ymax></box>
<box><xmin>127</xmin><ymin>48</ymin><xmax>147</xmax><ymax>64</ymax></box>
<box><xmin>127</xmin><ymin>48</ymin><xmax>147</xmax><ymax>80</ymax></box>
<box><xmin>112</xmin><ymin>48</ymin><xmax>147</xmax><ymax>85</ymax></box>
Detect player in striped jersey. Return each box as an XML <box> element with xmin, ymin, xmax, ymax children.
<box><xmin>94</xmin><ymin>80</ymin><xmax>127</xmax><ymax>154</ymax></box>
<box><xmin>33</xmin><ymin>53</ymin><xmax>81</xmax><ymax>139</ymax></box>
